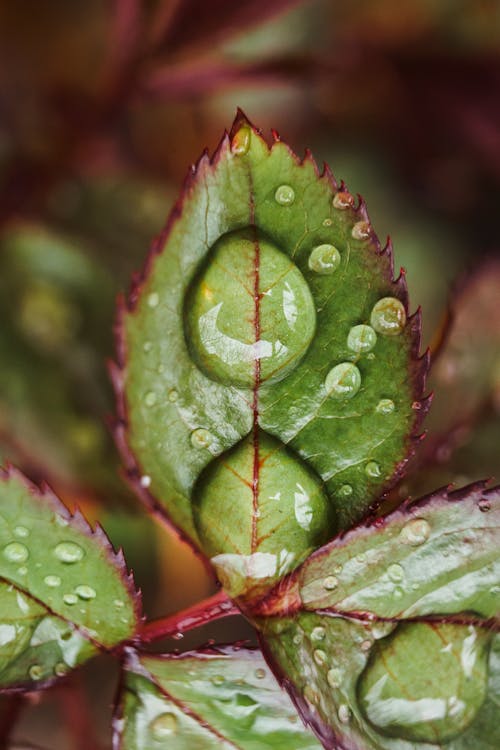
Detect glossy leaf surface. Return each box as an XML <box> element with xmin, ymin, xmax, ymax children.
<box><xmin>114</xmin><ymin>646</ymin><xmax>322</xmax><ymax>749</ymax></box>
<box><xmin>0</xmin><ymin>467</ymin><xmax>139</xmax><ymax>690</ymax></box>
<box><xmin>256</xmin><ymin>483</ymin><xmax>500</xmax><ymax>748</ymax></box>
<box><xmin>116</xmin><ymin>113</ymin><xmax>426</xmax><ymax>598</ymax></box>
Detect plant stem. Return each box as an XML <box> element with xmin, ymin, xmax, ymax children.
<box><xmin>139</xmin><ymin>589</ymin><xmax>239</xmax><ymax>644</ymax></box>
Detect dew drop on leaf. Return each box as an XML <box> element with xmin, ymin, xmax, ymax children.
<box><xmin>325</xmin><ymin>362</ymin><xmax>361</xmax><ymax>400</ymax></box>
<box><xmin>147</xmin><ymin>292</ymin><xmax>159</xmax><ymax>308</ymax></box>
<box><xmin>255</xmin><ymin>668</ymin><xmax>266</xmax><ymax>679</ymax></box>
<box><xmin>351</xmin><ymin>221</ymin><xmax>371</xmax><ymax>240</ymax></box>
<box><xmin>365</xmin><ymin>461</ymin><xmax>382</xmax><ymax>479</ymax></box>
<box><xmin>308</xmin><ymin>244</ymin><xmax>341</xmax><ymax>275</ymax></box>
<box><xmin>231</xmin><ymin>126</ymin><xmax>251</xmax><ymax>156</ymax></box>
<box><xmin>323</xmin><ymin>575</ymin><xmax>339</xmax><ymax>591</ymax></box>
<box><xmin>54</xmin><ymin>662</ymin><xmax>68</xmax><ymax>677</ymax></box>
<box><xmin>274</xmin><ymin>185</ymin><xmax>295</xmax><ymax>206</ymax></box>
<box><xmin>327</xmin><ymin>667</ymin><xmax>344</xmax><ymax>688</ymax></box>
<box><xmin>333</xmin><ymin>191</ymin><xmax>354</xmax><ymax>210</ymax></box>
<box><xmin>311</xmin><ymin>626</ymin><xmax>326</xmax><ymax>642</ymax></box>
<box><xmin>53</xmin><ymin>542</ymin><xmax>84</xmax><ymax>564</ymax></box>
<box><xmin>338</xmin><ymin>704</ymin><xmax>351</xmax><ymax>723</ymax></box>
<box><xmin>190</xmin><ymin>428</ymin><xmax>214</xmax><ymax>450</ymax></box>
<box><xmin>347</xmin><ymin>324</ymin><xmax>377</xmax><ymax>353</ymax></box>
<box><xmin>28</xmin><ymin>664</ymin><xmax>43</xmax><ymax>681</ymax></box>
<box><xmin>13</xmin><ymin>526</ymin><xmax>29</xmax><ymax>538</ymax></box>
<box><xmin>144</xmin><ymin>391</ymin><xmax>157</xmax><ymax>407</ymax></box>
<box><xmin>400</xmin><ymin>518</ymin><xmax>431</xmax><ymax>546</ymax></box>
<box><xmin>387</xmin><ymin>563</ymin><xmax>404</xmax><ymax>582</ymax></box>
<box><xmin>313</xmin><ymin>649</ymin><xmax>327</xmax><ymax>666</ymax></box>
<box><xmin>370</xmin><ymin>297</ymin><xmax>406</xmax><ymax>336</ymax></box>
<box><xmin>376</xmin><ymin>398</ymin><xmax>395</xmax><ymax>415</ymax></box>
<box><xmin>63</xmin><ymin>594</ymin><xmax>78</xmax><ymax>605</ymax></box>
<box><xmin>149</xmin><ymin>712</ymin><xmax>178</xmax><ymax>739</ymax></box>
<box><xmin>167</xmin><ymin>388</ymin><xmax>178</xmax><ymax>402</ymax></box>
<box><xmin>3</xmin><ymin>542</ymin><xmax>29</xmax><ymax>563</ymax></box>
<box><xmin>44</xmin><ymin>575</ymin><xmax>61</xmax><ymax>588</ymax></box>
<box><xmin>338</xmin><ymin>484</ymin><xmax>353</xmax><ymax>497</ymax></box>
<box><xmin>75</xmin><ymin>585</ymin><xmax>96</xmax><ymax>600</ymax></box>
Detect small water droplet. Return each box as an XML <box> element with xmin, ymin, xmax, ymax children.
<box><xmin>55</xmin><ymin>662</ymin><xmax>68</xmax><ymax>677</ymax></box>
<box><xmin>231</xmin><ymin>125</ymin><xmax>251</xmax><ymax>156</ymax></box>
<box><xmin>168</xmin><ymin>388</ymin><xmax>179</xmax><ymax>402</ymax></box>
<box><xmin>44</xmin><ymin>574</ymin><xmax>61</xmax><ymax>588</ymax></box>
<box><xmin>338</xmin><ymin>484</ymin><xmax>353</xmax><ymax>497</ymax></box>
<box><xmin>255</xmin><ymin>668</ymin><xmax>266</xmax><ymax>679</ymax></box>
<box><xmin>388</xmin><ymin>563</ymin><xmax>404</xmax><ymax>582</ymax></box>
<box><xmin>190</xmin><ymin>428</ymin><xmax>214</xmax><ymax>449</ymax></box>
<box><xmin>327</xmin><ymin>667</ymin><xmax>343</xmax><ymax>688</ymax></box>
<box><xmin>352</xmin><ymin>221</ymin><xmax>371</xmax><ymax>240</ymax></box>
<box><xmin>376</xmin><ymin>398</ymin><xmax>395</xmax><ymax>415</ymax></box>
<box><xmin>54</xmin><ymin>542</ymin><xmax>84</xmax><ymax>564</ymax></box>
<box><xmin>143</xmin><ymin>341</ymin><xmax>152</xmax><ymax>352</ymax></box>
<box><xmin>150</xmin><ymin>712</ymin><xmax>178</xmax><ymax>739</ymax></box>
<box><xmin>172</xmin><ymin>631</ymin><xmax>184</xmax><ymax>641</ymax></box>
<box><xmin>478</xmin><ymin>498</ymin><xmax>491</xmax><ymax>512</ymax></box>
<box><xmin>325</xmin><ymin>362</ymin><xmax>361</xmax><ymax>400</ymax></box>
<box><xmin>323</xmin><ymin>575</ymin><xmax>339</xmax><ymax>591</ymax></box>
<box><xmin>322</xmin><ymin>218</ymin><xmax>333</xmax><ymax>227</ymax></box>
<box><xmin>311</xmin><ymin>626</ymin><xmax>326</xmax><ymax>642</ymax></box>
<box><xmin>140</xmin><ymin>474</ymin><xmax>151</xmax><ymax>488</ymax></box>
<box><xmin>18</xmin><ymin>566</ymin><xmax>27</xmax><ymax>576</ymax></box>
<box><xmin>292</xmin><ymin>633</ymin><xmax>302</xmax><ymax>645</ymax></box>
<box><xmin>304</xmin><ymin>685</ymin><xmax>319</xmax><ymax>705</ymax></box>
<box><xmin>356</xmin><ymin>552</ymin><xmax>366</xmax><ymax>562</ymax></box>
<box><xmin>333</xmin><ymin>191</ymin><xmax>354</xmax><ymax>210</ymax></box>
<box><xmin>3</xmin><ymin>542</ymin><xmax>29</xmax><ymax>563</ymax></box>
<box><xmin>274</xmin><ymin>185</ymin><xmax>295</xmax><ymax>206</ymax></box>
<box><xmin>147</xmin><ymin>292</ymin><xmax>159</xmax><ymax>308</ymax></box>
<box><xmin>114</xmin><ymin>599</ymin><xmax>124</xmax><ymax>608</ymax></box>
<box><xmin>75</xmin><ymin>585</ymin><xmax>96</xmax><ymax>601</ymax></box>
<box><xmin>29</xmin><ymin>665</ymin><xmax>43</xmax><ymax>681</ymax></box>
<box><xmin>63</xmin><ymin>594</ymin><xmax>78</xmax><ymax>605</ymax></box>
<box><xmin>338</xmin><ymin>704</ymin><xmax>351</xmax><ymax>723</ymax></box>
<box><xmin>211</xmin><ymin>674</ymin><xmax>225</xmax><ymax>686</ymax></box>
<box><xmin>144</xmin><ymin>391</ymin><xmax>157</xmax><ymax>407</ymax></box>
<box><xmin>400</xmin><ymin>518</ymin><xmax>431</xmax><ymax>546</ymax></box>
<box><xmin>313</xmin><ymin>649</ymin><xmax>327</xmax><ymax>666</ymax></box>
<box><xmin>360</xmin><ymin>639</ymin><xmax>372</xmax><ymax>652</ymax></box>
<box><xmin>14</xmin><ymin>526</ymin><xmax>29</xmax><ymax>538</ymax></box>
<box><xmin>308</xmin><ymin>244</ymin><xmax>341</xmax><ymax>275</ymax></box>
<box><xmin>365</xmin><ymin>461</ymin><xmax>381</xmax><ymax>479</ymax></box>
<box><xmin>347</xmin><ymin>324</ymin><xmax>377</xmax><ymax>353</ymax></box>
<box><xmin>370</xmin><ymin>297</ymin><xmax>406</xmax><ymax>336</ymax></box>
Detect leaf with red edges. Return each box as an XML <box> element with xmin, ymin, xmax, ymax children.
<box><xmin>114</xmin><ymin>111</ymin><xmax>428</xmax><ymax>601</ymax></box>
<box><xmin>255</xmin><ymin>483</ymin><xmax>500</xmax><ymax>749</ymax></box>
<box><xmin>114</xmin><ymin>645</ymin><xmax>321</xmax><ymax>749</ymax></box>
<box><xmin>0</xmin><ymin>465</ymin><xmax>140</xmax><ymax>692</ymax></box>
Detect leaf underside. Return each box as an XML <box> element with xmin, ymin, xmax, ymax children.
<box><xmin>114</xmin><ymin>111</ymin><xmax>428</xmax><ymax>598</ymax></box>
<box><xmin>256</xmin><ymin>483</ymin><xmax>500</xmax><ymax>750</ymax></box>
<box><xmin>0</xmin><ymin>466</ymin><xmax>140</xmax><ymax>691</ymax></box>
<box><xmin>114</xmin><ymin>645</ymin><xmax>322</xmax><ymax>749</ymax></box>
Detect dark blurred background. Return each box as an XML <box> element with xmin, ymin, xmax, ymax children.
<box><xmin>0</xmin><ymin>1</ymin><xmax>499</xmax><ymax>746</ymax></box>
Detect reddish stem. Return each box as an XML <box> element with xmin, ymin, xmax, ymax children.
<box><xmin>139</xmin><ymin>590</ymin><xmax>239</xmax><ymax>644</ymax></box>
<box><xmin>0</xmin><ymin>695</ymin><xmax>24</xmax><ymax>750</ymax></box>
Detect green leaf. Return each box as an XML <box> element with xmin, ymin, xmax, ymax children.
<box><xmin>115</xmin><ymin>112</ymin><xmax>426</xmax><ymax>597</ymax></box>
<box><xmin>0</xmin><ymin>466</ymin><xmax>140</xmax><ymax>691</ymax></box>
<box><xmin>255</xmin><ymin>484</ymin><xmax>500</xmax><ymax>749</ymax></box>
<box><xmin>114</xmin><ymin>645</ymin><xmax>322</xmax><ymax>749</ymax></box>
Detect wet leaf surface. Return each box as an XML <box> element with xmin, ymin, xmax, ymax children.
<box><xmin>0</xmin><ymin>467</ymin><xmax>140</xmax><ymax>691</ymax></box>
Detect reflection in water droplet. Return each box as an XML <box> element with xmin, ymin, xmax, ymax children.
<box><xmin>275</xmin><ymin>185</ymin><xmax>295</xmax><ymax>206</ymax></box>
<box><xmin>150</xmin><ymin>712</ymin><xmax>178</xmax><ymax>739</ymax></box>
<box><xmin>3</xmin><ymin>542</ymin><xmax>29</xmax><ymax>563</ymax></box>
<box><xmin>55</xmin><ymin>662</ymin><xmax>68</xmax><ymax>677</ymax></box>
<box><xmin>29</xmin><ymin>665</ymin><xmax>43</xmax><ymax>681</ymax></box>
<box><xmin>478</xmin><ymin>498</ymin><xmax>491</xmax><ymax>512</ymax></box>
<box><xmin>327</xmin><ymin>667</ymin><xmax>344</xmax><ymax>688</ymax></box>
<box><xmin>255</xmin><ymin>668</ymin><xmax>266</xmax><ymax>679</ymax></box>
<box><xmin>347</xmin><ymin>324</ymin><xmax>377</xmax><ymax>353</ymax></box>
<box><xmin>190</xmin><ymin>428</ymin><xmax>215</xmax><ymax>449</ymax></box>
<box><xmin>365</xmin><ymin>461</ymin><xmax>381</xmax><ymax>479</ymax></box>
<box><xmin>44</xmin><ymin>575</ymin><xmax>61</xmax><ymax>588</ymax></box>
<box><xmin>63</xmin><ymin>594</ymin><xmax>78</xmax><ymax>605</ymax></box>
<box><xmin>293</xmin><ymin>633</ymin><xmax>302</xmax><ymax>645</ymax></box>
<box><xmin>147</xmin><ymin>292</ymin><xmax>159</xmax><ymax>308</ymax></box>
<box><xmin>338</xmin><ymin>704</ymin><xmax>351</xmax><ymax>723</ymax></box>
<box><xmin>333</xmin><ymin>192</ymin><xmax>354</xmax><ymax>210</ymax></box>
<box><xmin>231</xmin><ymin>126</ymin><xmax>251</xmax><ymax>156</ymax></box>
<box><xmin>338</xmin><ymin>484</ymin><xmax>353</xmax><ymax>497</ymax></box>
<box><xmin>308</xmin><ymin>244</ymin><xmax>341</xmax><ymax>275</ymax></box>
<box><xmin>325</xmin><ymin>362</ymin><xmax>361</xmax><ymax>400</ymax></box>
<box><xmin>140</xmin><ymin>475</ymin><xmax>151</xmax><ymax>488</ymax></box>
<box><xmin>311</xmin><ymin>626</ymin><xmax>326</xmax><ymax>642</ymax></box>
<box><xmin>376</xmin><ymin>398</ymin><xmax>395</xmax><ymax>415</ymax></box>
<box><xmin>168</xmin><ymin>388</ymin><xmax>178</xmax><ymax>402</ymax></box>
<box><xmin>323</xmin><ymin>575</ymin><xmax>339</xmax><ymax>591</ymax></box>
<box><xmin>358</xmin><ymin>623</ymin><xmax>490</xmax><ymax>743</ymax></box>
<box><xmin>144</xmin><ymin>391</ymin><xmax>157</xmax><ymax>407</ymax></box>
<box><xmin>352</xmin><ymin>221</ymin><xmax>371</xmax><ymax>240</ymax></box>
<box><xmin>14</xmin><ymin>526</ymin><xmax>29</xmax><ymax>538</ymax></box>
<box><xmin>314</xmin><ymin>649</ymin><xmax>327</xmax><ymax>666</ymax></box>
<box><xmin>370</xmin><ymin>298</ymin><xmax>406</xmax><ymax>336</ymax></box>
<box><xmin>400</xmin><ymin>518</ymin><xmax>431</xmax><ymax>546</ymax></box>
<box><xmin>387</xmin><ymin>563</ymin><xmax>404</xmax><ymax>582</ymax></box>
<box><xmin>75</xmin><ymin>585</ymin><xmax>96</xmax><ymax>600</ymax></box>
<box><xmin>54</xmin><ymin>542</ymin><xmax>84</xmax><ymax>564</ymax></box>
<box><xmin>323</xmin><ymin>218</ymin><xmax>333</xmax><ymax>227</ymax></box>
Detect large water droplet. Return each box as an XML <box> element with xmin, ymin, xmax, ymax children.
<box><xmin>14</xmin><ymin>526</ymin><xmax>29</xmax><ymax>538</ymax></box>
<box><xmin>29</xmin><ymin>664</ymin><xmax>43</xmax><ymax>681</ymax></box>
<box><xmin>231</xmin><ymin>125</ymin><xmax>251</xmax><ymax>156</ymax></box>
<box><xmin>308</xmin><ymin>244</ymin><xmax>341</xmax><ymax>275</ymax></box>
<box><xmin>325</xmin><ymin>362</ymin><xmax>361</xmax><ymax>400</ymax></box>
<box><xmin>3</xmin><ymin>542</ymin><xmax>29</xmax><ymax>563</ymax></box>
<box><xmin>387</xmin><ymin>563</ymin><xmax>404</xmax><ymax>582</ymax></box>
<box><xmin>347</xmin><ymin>324</ymin><xmax>377</xmax><ymax>353</ymax></box>
<box><xmin>357</xmin><ymin>623</ymin><xmax>491</xmax><ymax>743</ymax></box>
<box><xmin>370</xmin><ymin>297</ymin><xmax>406</xmax><ymax>336</ymax></box>
<box><xmin>275</xmin><ymin>185</ymin><xmax>295</xmax><ymax>206</ymax></box>
<box><xmin>190</xmin><ymin>428</ymin><xmax>215</xmax><ymax>450</ymax></box>
<box><xmin>327</xmin><ymin>667</ymin><xmax>343</xmax><ymax>688</ymax></box>
<box><xmin>311</xmin><ymin>626</ymin><xmax>326</xmax><ymax>642</ymax></box>
<box><xmin>376</xmin><ymin>398</ymin><xmax>395</xmax><ymax>415</ymax></box>
<box><xmin>400</xmin><ymin>518</ymin><xmax>431</xmax><ymax>546</ymax></box>
<box><xmin>351</xmin><ymin>221</ymin><xmax>371</xmax><ymax>240</ymax></box>
<box><xmin>365</xmin><ymin>461</ymin><xmax>381</xmax><ymax>479</ymax></box>
<box><xmin>150</xmin><ymin>712</ymin><xmax>178</xmax><ymax>739</ymax></box>
<box><xmin>44</xmin><ymin>575</ymin><xmax>61</xmax><ymax>588</ymax></box>
<box><xmin>75</xmin><ymin>585</ymin><xmax>96</xmax><ymax>600</ymax></box>
<box><xmin>54</xmin><ymin>542</ymin><xmax>84</xmax><ymax>564</ymax></box>
<box><xmin>333</xmin><ymin>191</ymin><xmax>354</xmax><ymax>210</ymax></box>
<box><xmin>184</xmin><ymin>229</ymin><xmax>316</xmax><ymax>388</ymax></box>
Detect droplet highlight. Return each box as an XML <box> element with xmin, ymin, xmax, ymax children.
<box><xmin>387</xmin><ymin>563</ymin><xmax>404</xmax><ymax>582</ymax></box>
<box><xmin>3</xmin><ymin>542</ymin><xmax>29</xmax><ymax>563</ymax></box>
<box><xmin>370</xmin><ymin>297</ymin><xmax>406</xmax><ymax>336</ymax></box>
<box><xmin>190</xmin><ymin>428</ymin><xmax>215</xmax><ymax>450</ymax></box>
<box><xmin>333</xmin><ymin>191</ymin><xmax>354</xmax><ymax>210</ymax></box>
<box><xmin>347</xmin><ymin>324</ymin><xmax>377</xmax><ymax>354</ymax></box>
<box><xmin>327</xmin><ymin>667</ymin><xmax>343</xmax><ymax>688</ymax></box>
<box><xmin>308</xmin><ymin>244</ymin><xmax>341</xmax><ymax>275</ymax></box>
<box><xmin>400</xmin><ymin>518</ymin><xmax>431</xmax><ymax>546</ymax></box>
<box><xmin>44</xmin><ymin>575</ymin><xmax>61</xmax><ymax>588</ymax></box>
<box><xmin>351</xmin><ymin>221</ymin><xmax>371</xmax><ymax>240</ymax></box>
<box><xmin>311</xmin><ymin>626</ymin><xmax>326</xmax><ymax>642</ymax></box>
<box><xmin>75</xmin><ymin>585</ymin><xmax>96</xmax><ymax>600</ymax></box>
<box><xmin>150</xmin><ymin>712</ymin><xmax>178</xmax><ymax>739</ymax></box>
<box><xmin>54</xmin><ymin>542</ymin><xmax>84</xmax><ymax>564</ymax></box>
<box><xmin>231</xmin><ymin>126</ymin><xmax>251</xmax><ymax>156</ymax></box>
<box><xmin>144</xmin><ymin>391</ymin><xmax>157</xmax><ymax>407</ymax></box>
<box><xmin>325</xmin><ymin>362</ymin><xmax>361</xmax><ymax>400</ymax></box>
<box><xmin>275</xmin><ymin>185</ymin><xmax>295</xmax><ymax>206</ymax></box>
<box><xmin>365</xmin><ymin>461</ymin><xmax>381</xmax><ymax>479</ymax></box>
<box><xmin>323</xmin><ymin>575</ymin><xmax>339</xmax><ymax>591</ymax></box>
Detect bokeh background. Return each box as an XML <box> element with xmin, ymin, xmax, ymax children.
<box><xmin>0</xmin><ymin>1</ymin><xmax>499</xmax><ymax>746</ymax></box>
